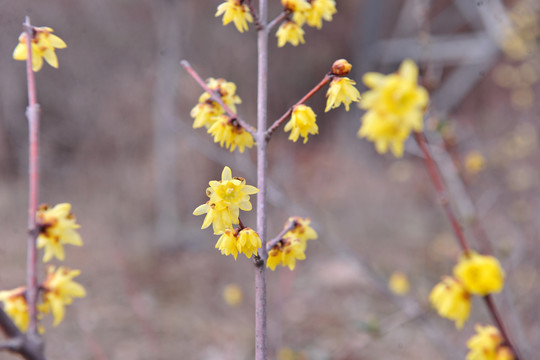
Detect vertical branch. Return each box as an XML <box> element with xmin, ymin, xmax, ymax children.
<box><xmin>23</xmin><ymin>16</ymin><xmax>40</xmax><ymax>336</ymax></box>
<box><xmin>255</xmin><ymin>0</ymin><xmax>268</xmax><ymax>359</ymax></box>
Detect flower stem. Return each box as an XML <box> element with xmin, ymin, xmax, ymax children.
<box><xmin>266</xmin><ymin>74</ymin><xmax>332</xmax><ymax>139</ymax></box>
<box><xmin>255</xmin><ymin>0</ymin><xmax>268</xmax><ymax>358</ymax></box>
<box><xmin>23</xmin><ymin>16</ymin><xmax>40</xmax><ymax>337</ymax></box>
<box><xmin>413</xmin><ymin>131</ymin><xmax>521</xmax><ymax>359</ymax></box>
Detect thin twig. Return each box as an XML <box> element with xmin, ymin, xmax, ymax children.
<box><xmin>0</xmin><ymin>308</ymin><xmax>22</xmax><ymax>339</ymax></box>
<box><xmin>255</xmin><ymin>0</ymin><xmax>268</xmax><ymax>358</ymax></box>
<box><xmin>266</xmin><ymin>219</ymin><xmax>296</xmax><ymax>251</ymax></box>
<box><xmin>23</xmin><ymin>15</ymin><xmax>40</xmax><ymax>338</ymax></box>
<box><xmin>413</xmin><ymin>131</ymin><xmax>521</xmax><ymax>360</ymax></box>
<box><xmin>180</xmin><ymin>60</ymin><xmax>257</xmax><ymax>137</ymax></box>
<box><xmin>0</xmin><ymin>337</ymin><xmax>23</xmax><ymax>352</ymax></box>
<box><xmin>244</xmin><ymin>0</ymin><xmax>263</xmax><ymax>30</ymax></box>
<box><xmin>266</xmin><ymin>74</ymin><xmax>332</xmax><ymax>139</ymax></box>
<box><xmin>267</xmin><ymin>11</ymin><xmax>288</xmax><ymax>32</ymax></box>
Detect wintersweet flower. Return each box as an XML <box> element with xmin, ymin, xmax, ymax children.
<box><xmin>284</xmin><ymin>217</ymin><xmax>317</xmax><ymax>249</ymax></box>
<box><xmin>215</xmin><ymin>0</ymin><xmax>254</xmax><ymax>33</ymax></box>
<box><xmin>207</xmin><ymin>115</ymin><xmax>255</xmax><ymax>153</ymax></box>
<box><xmin>40</xmin><ymin>266</ymin><xmax>86</xmax><ymax>326</ymax></box>
<box><xmin>454</xmin><ymin>252</ymin><xmax>505</xmax><ymax>296</ymax></box>
<box><xmin>13</xmin><ymin>26</ymin><xmax>67</xmax><ymax>72</ymax></box>
<box><xmin>466</xmin><ymin>325</ymin><xmax>514</xmax><ymax>360</ymax></box>
<box><xmin>306</xmin><ymin>0</ymin><xmax>337</xmax><ymax>29</ymax></box>
<box><xmin>237</xmin><ymin>228</ymin><xmax>262</xmax><ymax>258</ymax></box>
<box><xmin>267</xmin><ymin>238</ymin><xmax>306</xmax><ymax>270</ymax></box>
<box><xmin>194</xmin><ymin>167</ymin><xmax>258</xmax><ymax>233</ymax></box>
<box><xmin>282</xmin><ymin>0</ymin><xmax>312</xmax><ymax>25</ymax></box>
<box><xmin>284</xmin><ymin>105</ymin><xmax>319</xmax><ymax>143</ymax></box>
<box><xmin>325</xmin><ymin>77</ymin><xmax>361</xmax><ymax>112</ymax></box>
<box><xmin>191</xmin><ymin>101</ymin><xmax>224</xmax><ymax>129</ymax></box>
<box><xmin>36</xmin><ymin>203</ymin><xmax>83</xmax><ymax>262</ymax></box>
<box><xmin>0</xmin><ymin>287</ymin><xmax>29</xmax><ymax>331</ymax></box>
<box><xmin>357</xmin><ymin>110</ymin><xmax>410</xmax><ymax>157</ymax></box>
<box><xmin>388</xmin><ymin>271</ymin><xmax>410</xmax><ymax>295</ymax></box>
<box><xmin>429</xmin><ymin>276</ymin><xmax>471</xmax><ymax>329</ymax></box>
<box><xmin>204</xmin><ymin>78</ymin><xmax>242</xmax><ymax>113</ymax></box>
<box><xmin>215</xmin><ymin>228</ymin><xmax>240</xmax><ymax>259</ymax></box>
<box><xmin>276</xmin><ymin>21</ymin><xmax>305</xmax><ymax>47</ymax></box>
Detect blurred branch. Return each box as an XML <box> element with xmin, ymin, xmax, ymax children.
<box><xmin>266</xmin><ymin>219</ymin><xmax>296</xmax><ymax>251</ymax></box>
<box><xmin>181</xmin><ymin>60</ymin><xmax>257</xmax><ymax>137</ymax></box>
<box><xmin>267</xmin><ymin>11</ymin><xmax>288</xmax><ymax>32</ymax></box>
<box><xmin>0</xmin><ymin>308</ymin><xmax>45</xmax><ymax>360</ymax></box>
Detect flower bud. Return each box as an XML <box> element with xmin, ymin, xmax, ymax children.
<box><xmin>331</xmin><ymin>59</ymin><xmax>352</xmax><ymax>76</ymax></box>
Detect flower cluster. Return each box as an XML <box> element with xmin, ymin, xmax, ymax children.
<box><xmin>194</xmin><ymin>167</ymin><xmax>262</xmax><ymax>259</ymax></box>
<box><xmin>466</xmin><ymin>325</ymin><xmax>514</xmax><ymax>360</ymax></box>
<box><xmin>190</xmin><ymin>78</ymin><xmax>254</xmax><ymax>153</ymax></box>
<box><xmin>358</xmin><ymin>59</ymin><xmax>429</xmax><ymax>158</ymax></box>
<box><xmin>215</xmin><ymin>0</ymin><xmax>254</xmax><ymax>33</ymax></box>
<box><xmin>284</xmin><ymin>105</ymin><xmax>318</xmax><ymax>143</ymax></box>
<box><xmin>276</xmin><ymin>0</ymin><xmax>337</xmax><ymax>47</ymax></box>
<box><xmin>13</xmin><ymin>26</ymin><xmax>67</xmax><ymax>72</ymax></box>
<box><xmin>429</xmin><ymin>251</ymin><xmax>505</xmax><ymax>329</ymax></box>
<box><xmin>0</xmin><ymin>203</ymin><xmax>85</xmax><ymax>331</ymax></box>
<box><xmin>267</xmin><ymin>217</ymin><xmax>317</xmax><ymax>270</ymax></box>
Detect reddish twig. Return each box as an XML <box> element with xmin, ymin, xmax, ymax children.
<box><xmin>266</xmin><ymin>219</ymin><xmax>296</xmax><ymax>251</ymax></box>
<box><xmin>244</xmin><ymin>0</ymin><xmax>263</xmax><ymax>30</ymax></box>
<box><xmin>413</xmin><ymin>131</ymin><xmax>521</xmax><ymax>359</ymax></box>
<box><xmin>23</xmin><ymin>15</ymin><xmax>40</xmax><ymax>338</ymax></box>
<box><xmin>266</xmin><ymin>74</ymin><xmax>332</xmax><ymax>139</ymax></box>
<box><xmin>180</xmin><ymin>60</ymin><xmax>257</xmax><ymax>137</ymax></box>
<box><xmin>255</xmin><ymin>0</ymin><xmax>268</xmax><ymax>358</ymax></box>
<box><xmin>267</xmin><ymin>11</ymin><xmax>288</xmax><ymax>32</ymax></box>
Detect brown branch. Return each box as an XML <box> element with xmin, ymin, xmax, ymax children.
<box><xmin>413</xmin><ymin>131</ymin><xmax>521</xmax><ymax>360</ymax></box>
<box><xmin>244</xmin><ymin>0</ymin><xmax>263</xmax><ymax>30</ymax></box>
<box><xmin>266</xmin><ymin>219</ymin><xmax>296</xmax><ymax>251</ymax></box>
<box><xmin>266</xmin><ymin>74</ymin><xmax>333</xmax><ymax>139</ymax></box>
<box><xmin>180</xmin><ymin>60</ymin><xmax>257</xmax><ymax>137</ymax></box>
<box><xmin>0</xmin><ymin>307</ymin><xmax>46</xmax><ymax>360</ymax></box>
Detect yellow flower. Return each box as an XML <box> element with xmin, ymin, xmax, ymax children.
<box><xmin>36</xmin><ymin>203</ymin><xmax>83</xmax><ymax>263</ymax></box>
<box><xmin>284</xmin><ymin>105</ymin><xmax>319</xmax><ymax>144</ymax></box>
<box><xmin>454</xmin><ymin>252</ymin><xmax>505</xmax><ymax>296</ymax></box>
<box><xmin>215</xmin><ymin>228</ymin><xmax>240</xmax><ymax>259</ymax></box>
<box><xmin>41</xmin><ymin>266</ymin><xmax>86</xmax><ymax>326</ymax></box>
<box><xmin>207</xmin><ymin>115</ymin><xmax>255</xmax><ymax>153</ymax></box>
<box><xmin>325</xmin><ymin>77</ymin><xmax>361</xmax><ymax>112</ymax></box>
<box><xmin>465</xmin><ymin>151</ymin><xmax>487</xmax><ymax>175</ymax></box>
<box><xmin>429</xmin><ymin>276</ymin><xmax>471</xmax><ymax>329</ymax></box>
<box><xmin>237</xmin><ymin>228</ymin><xmax>262</xmax><ymax>258</ymax></box>
<box><xmin>13</xmin><ymin>26</ymin><xmax>67</xmax><ymax>72</ymax></box>
<box><xmin>306</xmin><ymin>0</ymin><xmax>337</xmax><ymax>29</ymax></box>
<box><xmin>205</xmin><ymin>78</ymin><xmax>242</xmax><ymax>113</ymax></box>
<box><xmin>357</xmin><ymin>110</ymin><xmax>410</xmax><ymax>157</ymax></box>
<box><xmin>358</xmin><ymin>59</ymin><xmax>429</xmax><ymax>157</ymax></box>
<box><xmin>190</xmin><ymin>101</ymin><xmax>223</xmax><ymax>129</ymax></box>
<box><xmin>388</xmin><ymin>271</ymin><xmax>410</xmax><ymax>295</ymax></box>
<box><xmin>194</xmin><ymin>166</ymin><xmax>258</xmax><ymax>234</ymax></box>
<box><xmin>466</xmin><ymin>324</ymin><xmax>514</xmax><ymax>360</ymax></box>
<box><xmin>267</xmin><ymin>238</ymin><xmax>306</xmax><ymax>271</ymax></box>
<box><xmin>283</xmin><ymin>216</ymin><xmax>317</xmax><ymax>250</ymax></box>
<box><xmin>276</xmin><ymin>21</ymin><xmax>305</xmax><ymax>47</ymax></box>
<box><xmin>215</xmin><ymin>0</ymin><xmax>254</xmax><ymax>33</ymax></box>
<box><xmin>0</xmin><ymin>287</ymin><xmax>29</xmax><ymax>332</ymax></box>
<box><xmin>282</xmin><ymin>0</ymin><xmax>312</xmax><ymax>25</ymax></box>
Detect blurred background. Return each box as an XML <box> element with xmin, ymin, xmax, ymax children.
<box><xmin>0</xmin><ymin>0</ymin><xmax>539</xmax><ymax>359</ymax></box>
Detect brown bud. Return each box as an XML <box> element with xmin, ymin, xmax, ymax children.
<box><xmin>331</xmin><ymin>59</ymin><xmax>352</xmax><ymax>76</ymax></box>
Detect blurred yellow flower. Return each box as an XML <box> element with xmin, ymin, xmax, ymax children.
<box><xmin>388</xmin><ymin>271</ymin><xmax>410</xmax><ymax>295</ymax></box>
<box><xmin>325</xmin><ymin>77</ymin><xmax>361</xmax><ymax>112</ymax></box>
<box><xmin>284</xmin><ymin>105</ymin><xmax>319</xmax><ymax>144</ymax></box>
<box><xmin>191</xmin><ymin>101</ymin><xmax>223</xmax><ymax>129</ymax></box>
<box><xmin>276</xmin><ymin>21</ymin><xmax>305</xmax><ymax>47</ymax></box>
<box><xmin>13</xmin><ymin>26</ymin><xmax>67</xmax><ymax>72</ymax></box>
<box><xmin>359</xmin><ymin>59</ymin><xmax>429</xmax><ymax>158</ymax></box>
<box><xmin>429</xmin><ymin>276</ymin><xmax>471</xmax><ymax>329</ymax></box>
<box><xmin>36</xmin><ymin>203</ymin><xmax>83</xmax><ymax>263</ymax></box>
<box><xmin>282</xmin><ymin>0</ymin><xmax>311</xmax><ymax>25</ymax></box>
<box><xmin>267</xmin><ymin>238</ymin><xmax>306</xmax><ymax>271</ymax></box>
<box><xmin>283</xmin><ymin>216</ymin><xmax>317</xmax><ymax>250</ymax></box>
<box><xmin>223</xmin><ymin>284</ymin><xmax>243</xmax><ymax>306</ymax></box>
<box><xmin>454</xmin><ymin>252</ymin><xmax>505</xmax><ymax>296</ymax></box>
<box><xmin>41</xmin><ymin>266</ymin><xmax>86</xmax><ymax>326</ymax></box>
<box><xmin>466</xmin><ymin>324</ymin><xmax>514</xmax><ymax>360</ymax></box>
<box><xmin>306</xmin><ymin>0</ymin><xmax>337</xmax><ymax>29</ymax></box>
<box><xmin>0</xmin><ymin>287</ymin><xmax>29</xmax><ymax>331</ymax></box>
<box><xmin>215</xmin><ymin>0</ymin><xmax>253</xmax><ymax>33</ymax></box>
<box><xmin>464</xmin><ymin>151</ymin><xmax>487</xmax><ymax>175</ymax></box>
